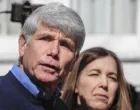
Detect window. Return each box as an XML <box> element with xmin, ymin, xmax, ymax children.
<box><xmin>70</xmin><ymin>0</ymin><xmax>137</xmax><ymax>34</ymax></box>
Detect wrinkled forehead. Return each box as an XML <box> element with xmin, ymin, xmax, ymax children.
<box><xmin>38</xmin><ymin>19</ymin><xmax>77</xmax><ymax>45</ymax></box>
<box><xmin>38</xmin><ymin>20</ymin><xmax>76</xmax><ymax>41</ymax></box>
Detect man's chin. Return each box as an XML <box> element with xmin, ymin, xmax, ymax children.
<box><xmin>37</xmin><ymin>74</ymin><xmax>59</xmax><ymax>84</ymax></box>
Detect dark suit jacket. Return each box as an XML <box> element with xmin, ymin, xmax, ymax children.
<box><xmin>0</xmin><ymin>71</ymin><xmax>68</xmax><ymax>110</ymax></box>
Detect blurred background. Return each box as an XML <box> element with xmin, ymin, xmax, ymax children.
<box><xmin>0</xmin><ymin>0</ymin><xmax>140</xmax><ymax>108</ymax></box>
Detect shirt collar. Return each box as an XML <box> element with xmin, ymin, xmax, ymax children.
<box><xmin>10</xmin><ymin>64</ymin><xmax>39</xmax><ymax>96</ymax></box>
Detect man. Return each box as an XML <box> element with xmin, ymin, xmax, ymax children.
<box><xmin>0</xmin><ymin>2</ymin><xmax>85</xmax><ymax>110</ymax></box>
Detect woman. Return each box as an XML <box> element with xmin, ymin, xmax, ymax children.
<box><xmin>61</xmin><ymin>47</ymin><xmax>132</xmax><ymax>110</ymax></box>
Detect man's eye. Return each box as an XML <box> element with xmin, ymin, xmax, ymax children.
<box><xmin>60</xmin><ymin>41</ymin><xmax>73</xmax><ymax>51</ymax></box>
<box><xmin>41</xmin><ymin>36</ymin><xmax>52</xmax><ymax>41</ymax></box>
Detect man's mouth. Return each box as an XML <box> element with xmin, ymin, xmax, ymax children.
<box><xmin>41</xmin><ymin>64</ymin><xmax>60</xmax><ymax>73</ymax></box>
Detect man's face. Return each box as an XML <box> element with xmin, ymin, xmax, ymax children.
<box><xmin>19</xmin><ymin>23</ymin><xmax>76</xmax><ymax>87</ymax></box>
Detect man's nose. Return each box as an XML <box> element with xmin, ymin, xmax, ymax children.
<box><xmin>48</xmin><ymin>40</ymin><xmax>60</xmax><ymax>59</ymax></box>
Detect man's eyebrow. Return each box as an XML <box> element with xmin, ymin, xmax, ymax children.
<box><xmin>39</xmin><ymin>33</ymin><xmax>53</xmax><ymax>37</ymax></box>
<box><xmin>60</xmin><ymin>38</ymin><xmax>71</xmax><ymax>44</ymax></box>
<box><xmin>37</xmin><ymin>33</ymin><xmax>55</xmax><ymax>39</ymax></box>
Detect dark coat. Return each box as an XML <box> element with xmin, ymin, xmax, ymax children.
<box><xmin>0</xmin><ymin>71</ymin><xmax>68</xmax><ymax>110</ymax></box>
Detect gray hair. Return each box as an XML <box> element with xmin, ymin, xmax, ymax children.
<box><xmin>22</xmin><ymin>2</ymin><xmax>86</xmax><ymax>53</ymax></box>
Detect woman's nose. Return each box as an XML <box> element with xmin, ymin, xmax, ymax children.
<box><xmin>99</xmin><ymin>76</ymin><xmax>108</xmax><ymax>90</ymax></box>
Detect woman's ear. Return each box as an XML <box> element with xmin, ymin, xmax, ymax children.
<box><xmin>18</xmin><ymin>34</ymin><xmax>27</xmax><ymax>57</ymax></box>
<box><xmin>75</xmin><ymin>87</ymin><xmax>79</xmax><ymax>94</ymax></box>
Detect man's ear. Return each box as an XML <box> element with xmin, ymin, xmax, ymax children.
<box><xmin>70</xmin><ymin>53</ymin><xmax>79</xmax><ymax>71</ymax></box>
<box><xmin>18</xmin><ymin>34</ymin><xmax>27</xmax><ymax>57</ymax></box>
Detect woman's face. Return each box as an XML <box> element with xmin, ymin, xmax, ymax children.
<box><xmin>75</xmin><ymin>56</ymin><xmax>118</xmax><ymax>110</ymax></box>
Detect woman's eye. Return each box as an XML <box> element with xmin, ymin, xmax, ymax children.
<box><xmin>89</xmin><ymin>73</ymin><xmax>99</xmax><ymax>76</ymax></box>
<box><xmin>109</xmin><ymin>76</ymin><xmax>117</xmax><ymax>82</ymax></box>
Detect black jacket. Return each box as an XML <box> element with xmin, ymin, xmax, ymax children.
<box><xmin>0</xmin><ymin>71</ymin><xmax>68</xmax><ymax>110</ymax></box>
